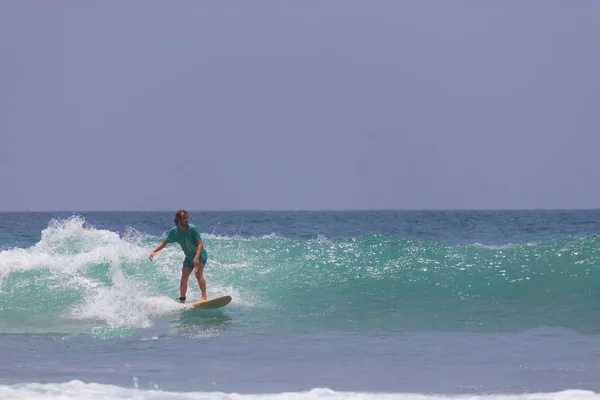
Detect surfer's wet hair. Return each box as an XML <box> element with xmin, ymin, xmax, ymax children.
<box><xmin>174</xmin><ymin>210</ymin><xmax>189</xmax><ymax>225</ymax></box>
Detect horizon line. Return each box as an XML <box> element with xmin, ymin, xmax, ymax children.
<box><xmin>1</xmin><ymin>208</ymin><xmax>599</xmax><ymax>213</ymax></box>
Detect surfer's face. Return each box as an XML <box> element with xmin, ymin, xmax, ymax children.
<box><xmin>177</xmin><ymin>213</ymin><xmax>189</xmax><ymax>228</ymax></box>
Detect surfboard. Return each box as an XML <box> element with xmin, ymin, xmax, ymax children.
<box><xmin>184</xmin><ymin>295</ymin><xmax>232</xmax><ymax>309</ymax></box>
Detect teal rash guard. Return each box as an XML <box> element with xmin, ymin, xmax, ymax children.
<box><xmin>165</xmin><ymin>224</ymin><xmax>208</xmax><ymax>263</ymax></box>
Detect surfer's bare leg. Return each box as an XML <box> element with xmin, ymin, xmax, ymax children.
<box><xmin>180</xmin><ymin>266</ymin><xmax>193</xmax><ymax>302</ymax></box>
<box><xmin>194</xmin><ymin>262</ymin><xmax>207</xmax><ymax>301</ymax></box>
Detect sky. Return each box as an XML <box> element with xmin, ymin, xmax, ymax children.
<box><xmin>1</xmin><ymin>1</ymin><xmax>599</xmax><ymax>211</ymax></box>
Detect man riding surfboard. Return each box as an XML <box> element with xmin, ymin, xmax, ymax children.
<box><xmin>149</xmin><ymin>210</ymin><xmax>208</xmax><ymax>303</ymax></box>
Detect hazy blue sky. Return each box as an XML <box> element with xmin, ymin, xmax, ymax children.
<box><xmin>1</xmin><ymin>1</ymin><xmax>598</xmax><ymax>211</ymax></box>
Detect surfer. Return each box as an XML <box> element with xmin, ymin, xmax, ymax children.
<box><xmin>149</xmin><ymin>210</ymin><xmax>208</xmax><ymax>303</ymax></box>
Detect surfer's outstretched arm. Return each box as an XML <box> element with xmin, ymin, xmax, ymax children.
<box><xmin>149</xmin><ymin>240</ymin><xmax>168</xmax><ymax>260</ymax></box>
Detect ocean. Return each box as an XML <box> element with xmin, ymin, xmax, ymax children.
<box><xmin>1</xmin><ymin>210</ymin><xmax>600</xmax><ymax>399</ymax></box>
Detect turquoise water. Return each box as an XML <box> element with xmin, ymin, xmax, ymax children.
<box><xmin>1</xmin><ymin>211</ymin><xmax>600</xmax><ymax>398</ymax></box>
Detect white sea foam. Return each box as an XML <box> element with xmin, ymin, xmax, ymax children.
<box><xmin>0</xmin><ymin>381</ymin><xmax>597</xmax><ymax>400</ymax></box>
<box><xmin>0</xmin><ymin>216</ymin><xmax>146</xmax><ymax>277</ymax></box>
